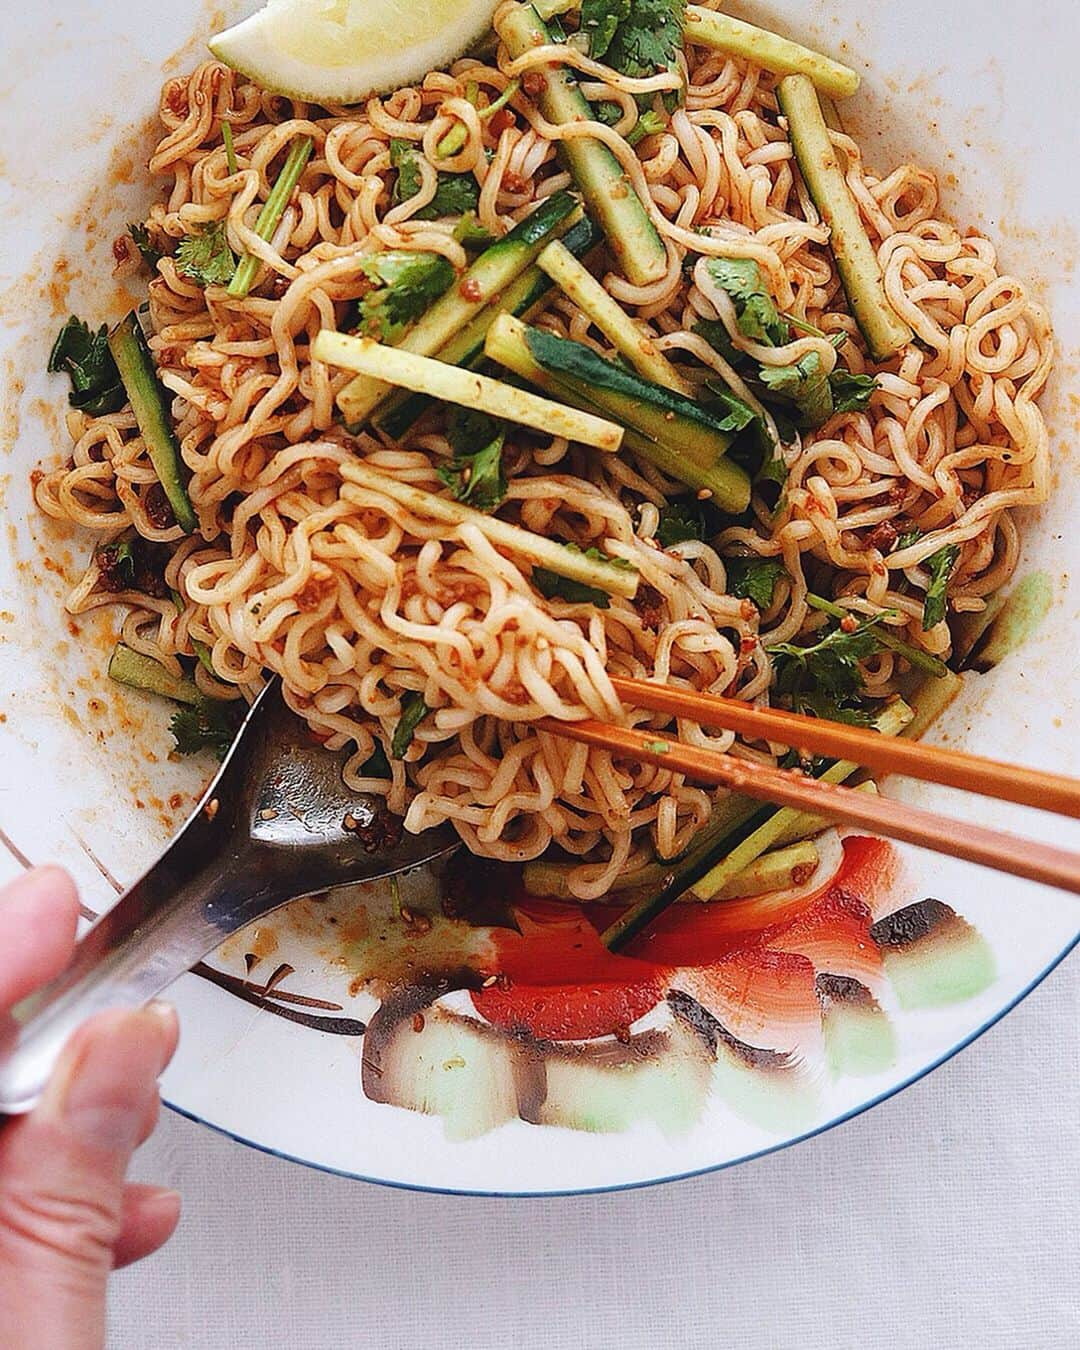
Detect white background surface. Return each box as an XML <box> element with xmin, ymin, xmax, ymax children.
<box><xmin>108</xmin><ymin>955</ymin><xmax>1078</xmax><ymax>1350</ymax></box>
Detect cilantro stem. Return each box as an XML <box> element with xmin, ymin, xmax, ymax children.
<box><xmin>227</xmin><ymin>135</ymin><xmax>314</xmax><ymax>300</ymax></box>
<box><xmin>222</xmin><ymin>121</ymin><xmax>238</xmax><ymax>176</ymax></box>
<box><xmin>435</xmin><ymin>79</ymin><xmax>521</xmax><ymax>158</ymax></box>
<box><xmin>805</xmin><ymin>593</ymin><xmax>947</xmax><ymax>677</ymax></box>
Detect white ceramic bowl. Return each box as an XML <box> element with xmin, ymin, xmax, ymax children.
<box><xmin>0</xmin><ymin>1</ymin><xmax>1076</xmax><ymax>1194</ymax></box>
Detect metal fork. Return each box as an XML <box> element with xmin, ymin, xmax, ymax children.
<box><xmin>0</xmin><ymin>680</ymin><xmax>458</xmax><ymax>1114</ymax></box>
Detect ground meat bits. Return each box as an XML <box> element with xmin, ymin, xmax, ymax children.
<box><xmin>862</xmin><ymin>521</ymin><xmax>898</xmax><ymax>554</ymax></box>
<box><xmin>634</xmin><ymin>583</ymin><xmax>666</xmax><ymax>632</ymax></box>
<box><xmin>144</xmin><ymin>482</ymin><xmax>176</xmax><ymax>530</ymax></box>
<box><xmin>95</xmin><ymin>536</ymin><xmax>171</xmax><ymax>598</ymax></box>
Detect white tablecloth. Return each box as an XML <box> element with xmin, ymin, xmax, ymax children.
<box><xmin>107</xmin><ymin>956</ymin><xmax>1078</xmax><ymax>1349</ymax></box>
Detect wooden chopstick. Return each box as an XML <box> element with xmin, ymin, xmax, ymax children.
<box><xmin>609</xmin><ymin>675</ymin><xmax>1080</xmax><ymax>820</ymax></box>
<box><xmin>537</xmin><ymin>717</ymin><xmax>1080</xmax><ymax>896</ymax></box>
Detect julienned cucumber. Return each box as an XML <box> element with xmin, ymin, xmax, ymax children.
<box><xmin>777</xmin><ymin>75</ymin><xmax>913</xmax><ymax>361</ymax></box>
<box><xmin>107</xmin><ymin>643</ymin><xmax>201</xmax><ymax>705</ymax></box>
<box><xmin>685</xmin><ymin>6</ymin><xmax>859</xmax><ymax>99</ymax></box>
<box><xmin>107</xmin><ymin>313</ymin><xmax>197</xmax><ymax>533</ymax></box>
<box><xmin>601</xmin><ymin>698</ymin><xmax>913</xmax><ymax>951</ymax></box>
<box><xmin>485</xmin><ymin>314</ymin><xmax>751</xmax><ymax>512</ymax></box>
<box><xmin>374</xmin><ymin>214</ymin><xmax>600</xmax><ymax>442</ymax></box>
<box><xmin>496</xmin><ymin>4</ymin><xmax>667</xmax><ymax>287</ymax></box>
<box><xmin>337</xmin><ymin>190</ymin><xmax>581</xmax><ymax>427</ymax></box>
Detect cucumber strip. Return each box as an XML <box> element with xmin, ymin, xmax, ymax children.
<box><xmin>685</xmin><ymin>7</ymin><xmax>860</xmax><ymax>99</ymax></box>
<box><xmin>805</xmin><ymin>593</ymin><xmax>948</xmax><ymax>678</ymax></box>
<box><xmin>896</xmin><ymin>667</ymin><xmax>963</xmax><ymax>740</ymax></box>
<box><xmin>107</xmin><ymin>313</ymin><xmax>197</xmax><ymax>534</ymax></box>
<box><xmin>227</xmin><ymin>135</ymin><xmax>314</xmax><ymax>300</ymax></box>
<box><xmin>496</xmin><ymin>4</ymin><xmax>667</xmax><ymax>286</ymax></box>
<box><xmin>537</xmin><ymin>240</ymin><xmax>694</xmax><ymax>393</ymax></box>
<box><xmin>375</xmin><ymin>215</ymin><xmax>601</xmax><ymax>441</ymax></box>
<box><xmin>315</xmin><ymin>330</ymin><xmax>623</xmax><ymax>451</ymax></box>
<box><xmin>339</xmin><ymin>460</ymin><xmax>639</xmax><ymax>599</ymax></box>
<box><xmin>108</xmin><ymin>643</ymin><xmax>201</xmax><ymax>705</ymax></box>
<box><xmin>337</xmin><ymin>190</ymin><xmax>580</xmax><ymax>426</ymax></box>
<box><xmin>705</xmin><ymin>839</ymin><xmax>821</xmax><ymax>900</ymax></box>
<box><xmin>764</xmin><ymin>779</ymin><xmax>878</xmax><ymax>853</ymax></box>
<box><xmin>485</xmin><ymin>314</ymin><xmax>751</xmax><ymax>511</ymax></box>
<box><xmin>602</xmin><ymin>698</ymin><xmax>912</xmax><ymax>950</ymax></box>
<box><xmin>777</xmin><ymin>75</ymin><xmax>913</xmax><ymax>360</ymax></box>
<box><xmin>523</xmin><ymin>837</ymin><xmax>818</xmax><ymax>903</ymax></box>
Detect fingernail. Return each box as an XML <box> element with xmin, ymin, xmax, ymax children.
<box><xmin>42</xmin><ymin>1008</ymin><xmax>171</xmax><ymax>1153</ymax></box>
<box><xmin>139</xmin><ymin>1186</ymin><xmax>182</xmax><ymax>1216</ymax></box>
<box><xmin>145</xmin><ymin>1000</ymin><xmax>180</xmax><ymax>1070</ymax></box>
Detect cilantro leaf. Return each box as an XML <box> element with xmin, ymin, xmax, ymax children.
<box><xmin>391</xmin><ymin>691</ymin><xmax>429</xmax><ymax>759</ymax></box>
<box><xmin>757</xmin><ymin>453</ymin><xmax>789</xmax><ymax>488</ymax></box>
<box><xmin>532</xmin><ymin>545</ymin><xmax>633</xmax><ymax>609</ymax></box>
<box><xmin>592</xmin><ymin>99</ymin><xmax>625</xmax><ymax>126</ymax></box>
<box><xmin>581</xmin><ymin>0</ymin><xmax>686</xmax><ymax>81</ymax></box>
<box><xmin>921</xmin><ymin>544</ymin><xmax>960</xmax><ymax>629</ymax></box>
<box><xmin>452</xmin><ymin>211</ymin><xmax>495</xmax><ymax>250</ymax></box>
<box><xmin>175</xmin><ymin>220</ymin><xmax>236</xmax><ymax>287</ymax></box>
<box><xmin>768</xmin><ymin>611</ymin><xmax>893</xmax><ymax>722</ymax></box>
<box><xmin>353</xmin><ymin>250</ymin><xmax>456</xmax><ymax>341</ymax></box>
<box><xmin>437</xmin><ymin>409</ymin><xmax>508</xmax><ymax>512</ymax></box>
<box><xmin>691</xmin><ymin>317</ymin><xmax>746</xmax><ymax>368</ymax></box>
<box><xmin>96</xmin><ymin>537</ymin><xmax>138</xmax><ymax>588</ymax></box>
<box><xmin>656</xmin><ymin>499</ymin><xmax>706</xmax><ymax>547</ymax></box>
<box><xmin>128</xmin><ymin>223</ymin><xmax>161</xmax><ymax>268</ymax></box>
<box><xmin>700</xmin><ymin>383</ymin><xmax>757</xmax><ymax>433</ymax></box>
<box><xmin>705</xmin><ymin>257</ymin><xmax>790</xmax><ymax>347</ymax></box>
<box><xmin>170</xmin><ymin>699</ymin><xmax>243</xmax><ymax>759</ymax></box>
<box><xmin>724</xmin><ymin>555</ymin><xmax>787</xmax><ymax>609</ymax></box>
<box><xmin>391</xmin><ymin>139</ymin><xmax>480</xmax><ymax>219</ymax></box>
<box><xmin>759</xmin><ymin>350</ymin><xmax>833</xmax><ymax>427</ymax></box>
<box><xmin>48</xmin><ymin>316</ymin><xmax>126</xmax><ymax>416</ymax></box>
<box><xmin>829</xmin><ymin>367</ymin><xmax>878</xmax><ymax>413</ymax></box>
<box><xmin>626</xmin><ymin>108</ymin><xmax>668</xmax><ymax>145</ymax></box>
<box><xmin>893</xmin><ymin>527</ymin><xmax>922</xmax><ymax>551</ymax></box>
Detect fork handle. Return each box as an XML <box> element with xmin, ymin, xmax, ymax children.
<box><xmin>0</xmin><ymin>810</ymin><xmax>278</xmax><ymax>1115</ymax></box>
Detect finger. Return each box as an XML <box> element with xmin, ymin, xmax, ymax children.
<box><xmin>0</xmin><ymin>1003</ymin><xmax>178</xmax><ymax>1344</ymax></box>
<box><xmin>0</xmin><ymin>868</ymin><xmax>80</xmax><ymax>1011</ymax></box>
<box><xmin>111</xmin><ymin>1183</ymin><xmax>181</xmax><ymax>1269</ymax></box>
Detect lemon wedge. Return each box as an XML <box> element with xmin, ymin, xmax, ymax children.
<box><xmin>209</xmin><ymin>0</ymin><xmax>500</xmax><ymax>104</ymax></box>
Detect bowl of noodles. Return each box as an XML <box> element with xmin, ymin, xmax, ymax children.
<box><xmin>0</xmin><ymin>0</ymin><xmax>1076</xmax><ymax>1193</ymax></box>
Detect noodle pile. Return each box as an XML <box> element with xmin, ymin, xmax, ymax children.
<box><xmin>36</xmin><ymin>1</ymin><xmax>1053</xmax><ymax>898</ymax></box>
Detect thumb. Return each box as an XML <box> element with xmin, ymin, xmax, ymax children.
<box><xmin>0</xmin><ymin>1003</ymin><xmax>177</xmax><ymax>1350</ymax></box>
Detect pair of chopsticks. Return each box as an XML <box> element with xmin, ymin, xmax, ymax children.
<box><xmin>538</xmin><ymin>675</ymin><xmax>1080</xmax><ymax>898</ymax></box>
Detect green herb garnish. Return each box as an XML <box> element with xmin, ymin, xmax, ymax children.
<box><xmin>352</xmin><ymin>250</ymin><xmax>456</xmax><ymax>342</ymax></box>
<box><xmin>656</xmin><ymin>499</ymin><xmax>706</xmax><ymax>547</ymax></box>
<box><xmin>829</xmin><ymin>367</ymin><xmax>877</xmax><ymax>413</ymax></box>
<box><xmin>768</xmin><ymin>611</ymin><xmax>893</xmax><ymax>722</ymax></box>
<box><xmin>922</xmin><ymin>544</ymin><xmax>960</xmax><ymax>629</ymax></box>
<box><xmin>626</xmin><ymin>108</ymin><xmax>668</xmax><ymax>145</ymax></box>
<box><xmin>222</xmin><ymin>121</ymin><xmax>239</xmax><ymax>175</ymax></box>
<box><xmin>725</xmin><ymin>555</ymin><xmax>787</xmax><ymax>609</ymax></box>
<box><xmin>581</xmin><ymin>0</ymin><xmax>686</xmax><ymax>82</ymax></box>
<box><xmin>170</xmin><ymin>699</ymin><xmax>243</xmax><ymax>759</ymax></box>
<box><xmin>705</xmin><ymin>257</ymin><xmax>789</xmax><ymax>347</ymax></box>
<box><xmin>391</xmin><ymin>139</ymin><xmax>480</xmax><ymax>218</ymax></box>
<box><xmin>128</xmin><ymin>224</ymin><xmax>161</xmax><ymax>269</ymax></box>
<box><xmin>391</xmin><ymin>691</ymin><xmax>429</xmax><ymax>759</ymax></box>
<box><xmin>759</xmin><ymin>350</ymin><xmax>833</xmax><ymax>427</ymax></box>
<box><xmin>48</xmin><ymin>316</ymin><xmax>126</xmax><ymax>416</ymax></box>
<box><xmin>437</xmin><ymin>409</ymin><xmax>508</xmax><ymax>512</ymax></box>
<box><xmin>176</xmin><ymin>220</ymin><xmax>237</xmax><ymax>288</ymax></box>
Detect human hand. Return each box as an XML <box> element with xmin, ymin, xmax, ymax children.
<box><xmin>0</xmin><ymin>868</ymin><xmax>180</xmax><ymax>1350</ymax></box>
